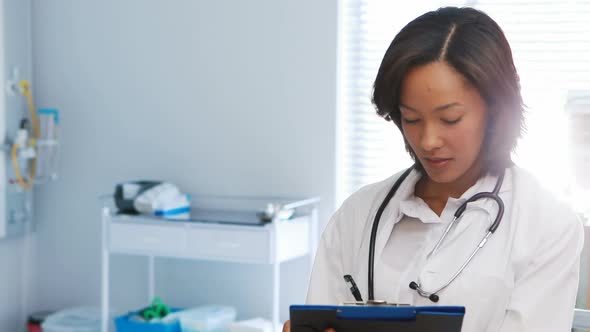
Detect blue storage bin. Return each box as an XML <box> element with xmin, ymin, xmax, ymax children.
<box><xmin>114</xmin><ymin>308</ymin><xmax>183</xmax><ymax>332</ymax></box>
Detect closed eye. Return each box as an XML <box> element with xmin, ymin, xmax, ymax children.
<box><xmin>402</xmin><ymin>118</ymin><xmax>420</xmax><ymax>124</ymax></box>
<box><xmin>442</xmin><ymin>117</ymin><xmax>462</xmax><ymax>125</ymax></box>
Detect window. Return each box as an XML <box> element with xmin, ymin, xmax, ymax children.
<box><xmin>337</xmin><ymin>0</ymin><xmax>590</xmax><ymax>208</ymax></box>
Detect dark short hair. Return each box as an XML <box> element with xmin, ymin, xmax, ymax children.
<box><xmin>372</xmin><ymin>7</ymin><xmax>524</xmax><ymax>174</ymax></box>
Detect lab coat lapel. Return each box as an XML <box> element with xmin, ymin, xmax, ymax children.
<box><xmin>374</xmin><ymin>170</ymin><xmax>422</xmax><ymax>259</ymax></box>
<box><xmin>423</xmin><ymin>169</ymin><xmax>514</xmax><ymax>277</ymax></box>
<box><xmin>435</xmin><ymin>170</ymin><xmax>513</xmax><ymax>250</ymax></box>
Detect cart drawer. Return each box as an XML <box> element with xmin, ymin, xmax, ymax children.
<box><xmin>110</xmin><ymin>222</ymin><xmax>186</xmax><ymax>255</ymax></box>
<box><xmin>185</xmin><ymin>227</ymin><xmax>270</xmax><ymax>263</ymax></box>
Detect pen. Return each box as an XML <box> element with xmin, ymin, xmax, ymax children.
<box><xmin>343</xmin><ymin>274</ymin><xmax>363</xmax><ymax>302</ymax></box>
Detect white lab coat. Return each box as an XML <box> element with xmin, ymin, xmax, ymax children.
<box><xmin>306</xmin><ymin>166</ymin><xmax>583</xmax><ymax>331</ymax></box>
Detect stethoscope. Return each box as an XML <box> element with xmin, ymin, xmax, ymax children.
<box><xmin>367</xmin><ymin>166</ymin><xmax>505</xmax><ymax>303</ymax></box>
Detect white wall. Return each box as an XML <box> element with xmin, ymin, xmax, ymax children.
<box><xmin>0</xmin><ymin>238</ymin><xmax>28</xmax><ymax>330</ymax></box>
<box><xmin>31</xmin><ymin>0</ymin><xmax>337</xmax><ymax>323</ymax></box>
<box><xmin>0</xmin><ymin>0</ymin><xmax>34</xmax><ymax>330</ymax></box>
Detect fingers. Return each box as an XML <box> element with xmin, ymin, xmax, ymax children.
<box><xmin>282</xmin><ymin>320</ymin><xmax>291</xmax><ymax>332</ymax></box>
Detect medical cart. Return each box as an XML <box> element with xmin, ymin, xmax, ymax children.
<box><xmin>100</xmin><ymin>195</ymin><xmax>320</xmax><ymax>332</ymax></box>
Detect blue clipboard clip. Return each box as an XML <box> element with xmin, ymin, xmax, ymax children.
<box><xmin>340</xmin><ymin>300</ymin><xmax>410</xmax><ymax>306</ymax></box>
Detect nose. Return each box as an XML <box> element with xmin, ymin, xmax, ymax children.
<box><xmin>420</xmin><ymin>123</ymin><xmax>444</xmax><ymax>152</ymax></box>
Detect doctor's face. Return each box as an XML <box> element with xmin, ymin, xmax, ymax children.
<box><xmin>399</xmin><ymin>61</ymin><xmax>488</xmax><ymax>184</ymax></box>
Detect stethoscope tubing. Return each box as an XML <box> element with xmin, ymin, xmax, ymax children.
<box><xmin>368</xmin><ymin>166</ymin><xmax>505</xmax><ymax>302</ymax></box>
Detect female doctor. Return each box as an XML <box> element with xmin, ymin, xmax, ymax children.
<box><xmin>284</xmin><ymin>6</ymin><xmax>583</xmax><ymax>332</ymax></box>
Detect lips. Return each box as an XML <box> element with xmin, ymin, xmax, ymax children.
<box><xmin>424</xmin><ymin>157</ymin><xmax>452</xmax><ymax>168</ymax></box>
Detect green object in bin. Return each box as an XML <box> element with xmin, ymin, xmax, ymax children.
<box><xmin>141</xmin><ymin>298</ymin><xmax>171</xmax><ymax>320</ymax></box>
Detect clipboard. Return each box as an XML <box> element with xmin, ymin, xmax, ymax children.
<box><xmin>290</xmin><ymin>305</ymin><xmax>465</xmax><ymax>332</ymax></box>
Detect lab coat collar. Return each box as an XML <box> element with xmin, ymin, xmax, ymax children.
<box><xmin>460</xmin><ymin>169</ymin><xmax>512</xmax><ymax>199</ymax></box>
<box><xmin>375</xmin><ymin>168</ymin><xmax>513</xmax><ymax>253</ymax></box>
<box><xmin>399</xmin><ymin>169</ymin><xmax>513</xmax><ymax>223</ymax></box>
<box><xmin>373</xmin><ymin>168</ymin><xmax>422</xmax><ymax>254</ymax></box>
<box><xmin>452</xmin><ymin>169</ymin><xmax>513</xmax><ymax>223</ymax></box>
